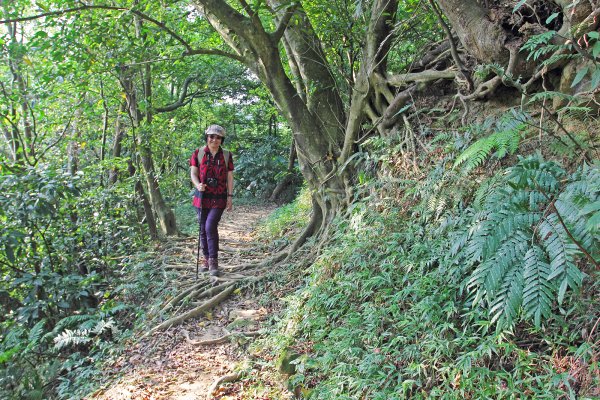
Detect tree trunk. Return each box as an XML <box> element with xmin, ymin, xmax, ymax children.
<box><xmin>109</xmin><ymin>101</ymin><xmax>127</xmax><ymax>185</ymax></box>
<box><xmin>140</xmin><ymin>63</ymin><xmax>178</xmax><ymax>236</ymax></box>
<box><xmin>128</xmin><ymin>158</ymin><xmax>159</xmax><ymax>240</ymax></box>
<box><xmin>195</xmin><ymin>0</ymin><xmax>347</xmax><ymax>238</ymax></box>
<box><xmin>119</xmin><ymin>65</ymin><xmax>178</xmax><ymax>237</ymax></box>
<box><xmin>269</xmin><ymin>138</ymin><xmax>297</xmax><ymax>203</ymax></box>
<box><xmin>435</xmin><ymin>0</ymin><xmax>509</xmax><ymax>65</ymax></box>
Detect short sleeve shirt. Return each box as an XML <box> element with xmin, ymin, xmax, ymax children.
<box><xmin>190</xmin><ymin>146</ymin><xmax>234</xmax><ymax>209</ymax></box>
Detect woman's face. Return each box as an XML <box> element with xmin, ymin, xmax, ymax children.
<box><xmin>207</xmin><ymin>134</ymin><xmax>222</xmax><ymax>150</ymax></box>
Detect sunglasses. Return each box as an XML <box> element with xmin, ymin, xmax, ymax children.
<box><xmin>207</xmin><ymin>134</ymin><xmax>222</xmax><ymax>140</ymax></box>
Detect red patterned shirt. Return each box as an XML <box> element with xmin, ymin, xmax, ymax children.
<box><xmin>190</xmin><ymin>146</ymin><xmax>234</xmax><ymax>209</ymax></box>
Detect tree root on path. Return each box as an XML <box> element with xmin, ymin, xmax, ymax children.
<box><xmin>158</xmin><ymin>280</ymin><xmax>211</xmax><ymax>315</ymax></box>
<box><xmin>207</xmin><ymin>372</ymin><xmax>242</xmax><ymax>400</ymax></box>
<box><xmin>182</xmin><ymin>329</ymin><xmax>261</xmax><ymax>346</ymax></box>
<box><xmin>186</xmin><ymin>281</ymin><xmax>236</xmax><ymax>303</ymax></box>
<box><xmin>143</xmin><ymin>284</ymin><xmax>236</xmax><ymax>338</ymax></box>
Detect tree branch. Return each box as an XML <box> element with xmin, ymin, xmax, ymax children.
<box><xmin>339</xmin><ymin>0</ymin><xmax>399</xmax><ymax>165</ymax></box>
<box><xmin>154</xmin><ymin>76</ymin><xmax>197</xmax><ymax>113</ymax></box>
<box><xmin>238</xmin><ymin>0</ymin><xmax>256</xmax><ymax>18</ymax></box>
<box><xmin>0</xmin><ymin>5</ymin><xmax>194</xmax><ymax>53</ymax></box>
<box><xmin>183</xmin><ymin>47</ymin><xmax>244</xmax><ymax>62</ymax></box>
<box><xmin>387</xmin><ymin>68</ymin><xmax>457</xmax><ymax>86</ymax></box>
<box><xmin>34</xmin><ymin>114</ymin><xmax>74</xmax><ymax>166</ymax></box>
<box><xmin>429</xmin><ymin>0</ymin><xmax>474</xmax><ymax>91</ymax></box>
<box><xmin>271</xmin><ymin>3</ymin><xmax>298</xmax><ymax>43</ymax></box>
<box><xmin>0</xmin><ymin>259</ymin><xmax>26</xmax><ymax>274</ymax></box>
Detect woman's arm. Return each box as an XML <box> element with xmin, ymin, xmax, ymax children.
<box><xmin>226</xmin><ymin>171</ymin><xmax>234</xmax><ymax>211</ymax></box>
<box><xmin>190</xmin><ymin>166</ymin><xmax>203</xmax><ymax>191</ymax></box>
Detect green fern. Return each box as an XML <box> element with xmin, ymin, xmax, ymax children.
<box><xmin>53</xmin><ymin>318</ymin><xmax>117</xmax><ymax>350</ymax></box>
<box><xmin>522</xmin><ymin>246</ymin><xmax>554</xmax><ymax>327</ymax></box>
<box><xmin>459</xmin><ymin>155</ymin><xmax>598</xmax><ymax>329</ymax></box>
<box><xmin>527</xmin><ymin>90</ymin><xmax>583</xmax><ymax>105</ymax></box>
<box><xmin>27</xmin><ymin>319</ymin><xmax>47</xmax><ymax>346</ymax></box>
<box><xmin>54</xmin><ymin>329</ymin><xmax>92</xmax><ymax>350</ymax></box>
<box><xmin>521</xmin><ymin>30</ymin><xmax>557</xmax><ymax>60</ymax></box>
<box><xmin>454</xmin><ymin>110</ymin><xmax>529</xmax><ymax>173</ymax></box>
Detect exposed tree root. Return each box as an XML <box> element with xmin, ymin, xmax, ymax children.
<box><xmin>182</xmin><ymin>328</ymin><xmax>260</xmax><ymax>346</ymax></box>
<box><xmin>144</xmin><ymin>284</ymin><xmax>235</xmax><ymax>338</ymax></box>
<box><xmin>207</xmin><ymin>372</ymin><xmax>242</xmax><ymax>399</ymax></box>
<box><xmin>220</xmin><ymin>245</ymin><xmax>246</xmax><ymax>253</ymax></box>
<box><xmin>158</xmin><ymin>280</ymin><xmax>210</xmax><ymax>315</ymax></box>
<box><xmin>228</xmin><ymin>251</ymin><xmax>288</xmax><ymax>272</ymax></box>
<box><xmin>186</xmin><ymin>281</ymin><xmax>236</xmax><ymax>303</ymax></box>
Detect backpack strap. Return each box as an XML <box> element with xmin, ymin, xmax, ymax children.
<box><xmin>223</xmin><ymin>150</ymin><xmax>230</xmax><ymax>168</ymax></box>
<box><xmin>197</xmin><ymin>149</ymin><xmax>230</xmax><ymax>167</ymax></box>
<box><xmin>223</xmin><ymin>150</ymin><xmax>231</xmax><ymax>195</ymax></box>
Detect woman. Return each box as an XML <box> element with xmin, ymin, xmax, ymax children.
<box><xmin>190</xmin><ymin>124</ymin><xmax>234</xmax><ymax>277</ymax></box>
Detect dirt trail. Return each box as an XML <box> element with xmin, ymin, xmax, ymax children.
<box><xmin>91</xmin><ymin>204</ymin><xmax>279</xmax><ymax>400</ymax></box>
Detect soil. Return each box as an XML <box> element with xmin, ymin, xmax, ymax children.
<box><xmin>90</xmin><ymin>204</ymin><xmax>286</xmax><ymax>400</ymax></box>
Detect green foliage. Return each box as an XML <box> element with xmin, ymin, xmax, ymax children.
<box><xmin>253</xmin><ymin>194</ymin><xmax>592</xmax><ymax>399</ymax></box>
<box><xmin>454</xmin><ymin>109</ymin><xmax>529</xmax><ymax>173</ymax></box>
<box><xmin>53</xmin><ymin>318</ymin><xmax>117</xmax><ymax>350</ymax></box>
<box><xmin>256</xmin><ymin>186</ymin><xmax>311</xmax><ymax>241</ymax></box>
<box><xmin>457</xmin><ymin>155</ymin><xmax>598</xmax><ymax>329</ymax></box>
<box><xmin>522</xmin><ymin>29</ymin><xmax>600</xmax><ymax>91</ymax></box>
<box><xmin>249</xmin><ymin>144</ymin><xmax>598</xmax><ymax>399</ymax></box>
<box><xmin>234</xmin><ymin>139</ymin><xmax>299</xmax><ymax>199</ymax></box>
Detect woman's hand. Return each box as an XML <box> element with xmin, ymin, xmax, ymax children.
<box><xmin>226</xmin><ymin>197</ymin><xmax>233</xmax><ymax>211</ymax></box>
<box><xmin>196</xmin><ymin>183</ymin><xmax>205</xmax><ymax>192</ymax></box>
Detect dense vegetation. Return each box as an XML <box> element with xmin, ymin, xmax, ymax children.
<box><xmin>254</xmin><ymin>133</ymin><xmax>598</xmax><ymax>399</ymax></box>
<box><xmin>1</xmin><ymin>0</ymin><xmax>599</xmax><ymax>398</ymax></box>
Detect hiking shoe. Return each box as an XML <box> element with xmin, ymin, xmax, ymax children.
<box><xmin>208</xmin><ymin>258</ymin><xmax>219</xmax><ymax>277</ymax></box>
<box><xmin>199</xmin><ymin>258</ymin><xmax>209</xmax><ymax>273</ymax></box>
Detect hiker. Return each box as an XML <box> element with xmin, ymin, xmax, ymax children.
<box><xmin>190</xmin><ymin>124</ymin><xmax>234</xmax><ymax>277</ymax></box>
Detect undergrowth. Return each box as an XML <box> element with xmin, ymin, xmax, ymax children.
<box><xmin>0</xmin><ymin>250</ymin><xmax>177</xmax><ymax>399</ymax></box>
<box><xmin>247</xmin><ymin>123</ymin><xmax>599</xmax><ymax>399</ymax></box>
<box><xmin>255</xmin><ymin>186</ymin><xmax>312</xmax><ymax>242</ymax></box>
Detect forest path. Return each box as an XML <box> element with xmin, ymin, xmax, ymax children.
<box><xmin>91</xmin><ymin>204</ymin><xmax>284</xmax><ymax>400</ymax></box>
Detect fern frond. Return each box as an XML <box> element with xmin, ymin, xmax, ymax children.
<box><xmin>27</xmin><ymin>319</ymin><xmax>47</xmax><ymax>346</ymax></box>
<box><xmin>580</xmin><ymin>200</ymin><xmax>600</xmax><ymax>235</ymax></box>
<box><xmin>91</xmin><ymin>318</ymin><xmax>117</xmax><ymax>336</ymax></box>
<box><xmin>522</xmin><ymin>246</ymin><xmax>554</xmax><ymax>328</ymax></box>
<box><xmin>100</xmin><ymin>303</ymin><xmax>128</xmax><ymax>317</ymax></box>
<box><xmin>538</xmin><ymin>214</ymin><xmax>585</xmax><ymax>303</ymax></box>
<box><xmin>489</xmin><ymin>261</ymin><xmax>524</xmax><ymax>329</ymax></box>
<box><xmin>462</xmin><ymin>156</ymin><xmax>597</xmax><ymax>329</ymax></box>
<box><xmin>555</xmin><ymin>198</ymin><xmax>595</xmax><ymax>249</ymax></box>
<box><xmin>522</xmin><ymin>31</ymin><xmax>558</xmax><ymax>60</ymax></box>
<box><xmin>54</xmin><ymin>314</ymin><xmax>96</xmax><ymax>331</ymax></box>
<box><xmin>507</xmin><ymin>156</ymin><xmax>565</xmax><ymax>192</ymax></box>
<box><xmin>468</xmin><ymin>230</ymin><xmax>529</xmax><ymax>300</ymax></box>
<box><xmin>527</xmin><ymin>91</ymin><xmax>583</xmax><ymax>104</ymax></box>
<box><xmin>54</xmin><ymin>329</ymin><xmax>92</xmax><ymax>350</ymax></box>
<box><xmin>473</xmin><ymin>175</ymin><xmax>505</xmax><ymax>210</ymax></box>
<box><xmin>561</xmin><ymin>106</ymin><xmax>594</xmax><ymax>120</ymax></box>
<box><xmin>454</xmin><ymin>127</ymin><xmax>525</xmax><ymax>173</ymax></box>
